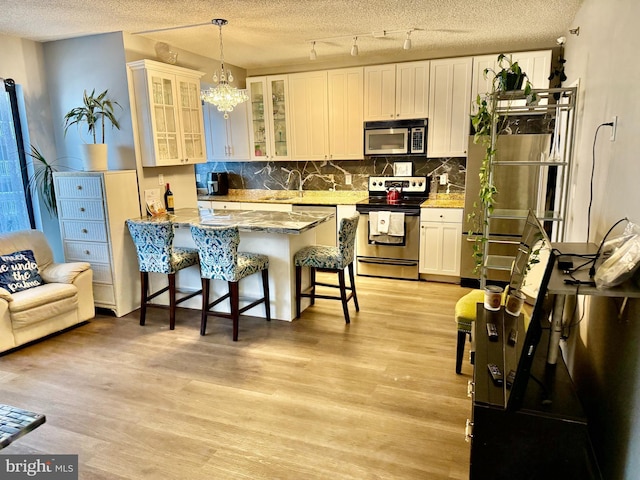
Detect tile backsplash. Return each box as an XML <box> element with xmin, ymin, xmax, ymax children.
<box><xmin>195</xmin><ymin>155</ymin><xmax>466</xmax><ymax>195</ymax></box>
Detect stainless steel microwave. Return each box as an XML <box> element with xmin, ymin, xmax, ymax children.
<box><xmin>364</xmin><ymin>119</ymin><xmax>428</xmax><ymax>156</ymax></box>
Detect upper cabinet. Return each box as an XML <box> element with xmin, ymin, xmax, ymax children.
<box><xmin>327</xmin><ymin>68</ymin><xmax>364</xmax><ymax>160</ymax></box>
<box><xmin>471</xmin><ymin>50</ymin><xmax>552</xmax><ymax>113</ymax></box>
<box><xmin>364</xmin><ymin>61</ymin><xmax>430</xmax><ymax>121</ymax></box>
<box><xmin>427</xmin><ymin>57</ymin><xmax>473</xmax><ymax>158</ymax></box>
<box><xmin>246</xmin><ymin>75</ymin><xmax>291</xmax><ymax>161</ymax></box>
<box><xmin>287</xmin><ymin>67</ymin><xmax>364</xmax><ymax>161</ymax></box>
<box><xmin>127</xmin><ymin>59</ymin><xmax>206</xmax><ymax>167</ymax></box>
<box><xmin>288</xmin><ymin>71</ymin><xmax>329</xmax><ymax>161</ymax></box>
<box><xmin>203</xmin><ymin>101</ymin><xmax>250</xmax><ymax>161</ymax></box>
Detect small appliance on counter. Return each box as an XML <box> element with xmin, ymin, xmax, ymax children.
<box><xmin>207</xmin><ymin>172</ymin><xmax>229</xmax><ymax>195</ymax></box>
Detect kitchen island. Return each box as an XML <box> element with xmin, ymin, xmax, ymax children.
<box><xmin>129</xmin><ymin>208</ymin><xmax>334</xmax><ymax>322</ymax></box>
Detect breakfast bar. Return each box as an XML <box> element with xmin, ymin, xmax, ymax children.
<box><xmin>128</xmin><ymin>207</ymin><xmax>334</xmax><ymax>321</ymax></box>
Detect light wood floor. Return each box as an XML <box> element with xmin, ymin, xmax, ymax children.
<box><xmin>0</xmin><ymin>275</ymin><xmax>474</xmax><ymax>480</ymax></box>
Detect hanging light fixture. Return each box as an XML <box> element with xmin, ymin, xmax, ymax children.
<box><xmin>403</xmin><ymin>31</ymin><xmax>412</xmax><ymax>50</ymax></box>
<box><xmin>350</xmin><ymin>36</ymin><xmax>359</xmax><ymax>56</ymax></box>
<box><xmin>201</xmin><ymin>18</ymin><xmax>248</xmax><ymax>119</ymax></box>
<box><xmin>310</xmin><ymin>41</ymin><xmax>317</xmax><ymax>60</ymax></box>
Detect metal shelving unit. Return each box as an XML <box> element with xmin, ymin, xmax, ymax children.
<box><xmin>481</xmin><ymin>87</ymin><xmax>578</xmax><ymax>286</ymax></box>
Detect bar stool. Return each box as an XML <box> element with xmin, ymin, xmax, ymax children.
<box><xmin>126</xmin><ymin>219</ymin><xmax>201</xmax><ymax>330</ymax></box>
<box><xmin>294</xmin><ymin>213</ymin><xmax>360</xmax><ymax>323</ymax></box>
<box><xmin>454</xmin><ymin>289</ymin><xmax>485</xmax><ymax>374</ymax></box>
<box><xmin>190</xmin><ymin>224</ymin><xmax>270</xmax><ymax>341</ymax></box>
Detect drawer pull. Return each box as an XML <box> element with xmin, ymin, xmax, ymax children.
<box><xmin>77</xmin><ymin>185</ymin><xmax>83</xmax><ymax>190</ymax></box>
<box><xmin>465</xmin><ymin>419</ymin><xmax>474</xmax><ymax>442</ymax></box>
<box><xmin>82</xmin><ymin>229</ymin><xmax>88</xmax><ymax>234</ymax></box>
<box><xmin>84</xmin><ymin>250</ymin><xmax>90</xmax><ymax>255</ymax></box>
<box><xmin>80</xmin><ymin>207</ymin><xmax>86</xmax><ymax>212</ymax></box>
<box><xmin>467</xmin><ymin>380</ymin><xmax>475</xmax><ymax>398</ymax></box>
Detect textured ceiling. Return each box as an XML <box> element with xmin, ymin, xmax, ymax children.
<box><xmin>0</xmin><ymin>0</ymin><xmax>583</xmax><ymax>71</ymax></box>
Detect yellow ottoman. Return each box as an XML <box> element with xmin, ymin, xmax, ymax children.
<box><xmin>454</xmin><ymin>289</ymin><xmax>485</xmax><ymax>374</ymax></box>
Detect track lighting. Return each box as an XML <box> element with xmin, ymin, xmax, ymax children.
<box><xmin>350</xmin><ymin>37</ymin><xmax>359</xmax><ymax>56</ymax></box>
<box><xmin>306</xmin><ymin>27</ymin><xmax>419</xmax><ymax>61</ymax></box>
<box><xmin>310</xmin><ymin>41</ymin><xmax>317</xmax><ymax>60</ymax></box>
<box><xmin>403</xmin><ymin>31</ymin><xmax>412</xmax><ymax>50</ymax></box>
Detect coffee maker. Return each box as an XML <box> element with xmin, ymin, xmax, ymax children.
<box><xmin>207</xmin><ymin>172</ymin><xmax>229</xmax><ymax>195</ymax></box>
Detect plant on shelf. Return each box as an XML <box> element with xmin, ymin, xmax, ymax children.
<box><xmin>63</xmin><ymin>89</ymin><xmax>121</xmax><ymax>171</ymax></box>
<box><xmin>468</xmin><ymin>54</ymin><xmax>538</xmax><ymax>276</ymax></box>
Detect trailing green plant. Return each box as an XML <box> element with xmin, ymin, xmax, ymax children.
<box><xmin>26</xmin><ymin>145</ymin><xmax>63</xmax><ymax>217</ymax></box>
<box><xmin>468</xmin><ymin>54</ymin><xmax>538</xmax><ymax>274</ymax></box>
<box><xmin>63</xmin><ymin>89</ymin><xmax>122</xmax><ymax>144</ymax></box>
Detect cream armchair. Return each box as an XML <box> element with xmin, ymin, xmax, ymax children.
<box><xmin>0</xmin><ymin>229</ymin><xmax>94</xmax><ymax>354</ymax></box>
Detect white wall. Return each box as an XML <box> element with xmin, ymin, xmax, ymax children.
<box><xmin>562</xmin><ymin>0</ymin><xmax>640</xmax><ymax>478</ymax></box>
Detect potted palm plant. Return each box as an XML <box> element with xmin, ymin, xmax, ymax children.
<box><xmin>26</xmin><ymin>145</ymin><xmax>66</xmax><ymax>217</ymax></box>
<box><xmin>63</xmin><ymin>89</ymin><xmax>121</xmax><ymax>171</ymax></box>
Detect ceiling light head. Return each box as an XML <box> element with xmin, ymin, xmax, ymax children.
<box><xmin>556</xmin><ymin>36</ymin><xmax>566</xmax><ymax>46</ymax></box>
<box><xmin>351</xmin><ymin>36</ymin><xmax>359</xmax><ymax>56</ymax></box>
<box><xmin>310</xmin><ymin>41</ymin><xmax>317</xmax><ymax>60</ymax></box>
<box><xmin>403</xmin><ymin>31</ymin><xmax>412</xmax><ymax>50</ymax></box>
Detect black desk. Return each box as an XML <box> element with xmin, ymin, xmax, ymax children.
<box><xmin>0</xmin><ymin>404</ymin><xmax>46</xmax><ymax>449</ymax></box>
<box><xmin>469</xmin><ymin>306</ymin><xmax>602</xmax><ymax>480</ymax></box>
<box><xmin>546</xmin><ymin>243</ymin><xmax>640</xmax><ymax>364</ymax></box>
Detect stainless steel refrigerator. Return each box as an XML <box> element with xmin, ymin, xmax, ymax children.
<box><xmin>460</xmin><ymin>134</ymin><xmax>552</xmax><ymax>284</ymax></box>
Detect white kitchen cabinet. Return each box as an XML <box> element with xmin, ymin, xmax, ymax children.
<box><xmin>327</xmin><ymin>68</ymin><xmax>364</xmax><ymax>160</ymax></box>
<box><xmin>427</xmin><ymin>57</ymin><xmax>473</xmax><ymax>158</ymax></box>
<box><xmin>288</xmin><ymin>71</ymin><xmax>329</xmax><ymax>160</ymax></box>
<box><xmin>242</xmin><ymin>202</ymin><xmax>292</xmax><ymax>212</ymax></box>
<box><xmin>471</xmin><ymin>50</ymin><xmax>552</xmax><ymax>114</ymax></box>
<box><xmin>128</xmin><ymin>59</ymin><xmax>206</xmax><ymax>167</ymax></box>
<box><xmin>209</xmin><ymin>201</ymin><xmax>246</xmax><ymax>211</ymax></box>
<box><xmin>419</xmin><ymin>208</ymin><xmax>463</xmax><ymax>277</ymax></box>
<box><xmin>203</xmin><ymin>100</ymin><xmax>250</xmax><ymax>161</ymax></box>
<box><xmin>247</xmin><ymin>75</ymin><xmax>291</xmax><ymax>161</ymax></box>
<box><xmin>364</xmin><ymin>61</ymin><xmax>430</xmax><ymax>121</ymax></box>
<box><xmin>288</xmin><ymin>68</ymin><xmax>364</xmax><ymax>161</ymax></box>
<box><xmin>53</xmin><ymin>171</ymin><xmax>141</xmax><ymax>317</ymax></box>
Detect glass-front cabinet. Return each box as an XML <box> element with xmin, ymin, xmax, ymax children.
<box><xmin>128</xmin><ymin>59</ymin><xmax>206</xmax><ymax>166</ymax></box>
<box><xmin>247</xmin><ymin>75</ymin><xmax>290</xmax><ymax>160</ymax></box>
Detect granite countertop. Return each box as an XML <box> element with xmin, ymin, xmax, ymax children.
<box><xmin>420</xmin><ymin>193</ymin><xmax>465</xmax><ymax>209</ymax></box>
<box><xmin>130</xmin><ymin>208</ymin><xmax>333</xmax><ymax>235</ymax></box>
<box><xmin>198</xmin><ymin>189</ymin><xmax>369</xmax><ymax>206</ymax></box>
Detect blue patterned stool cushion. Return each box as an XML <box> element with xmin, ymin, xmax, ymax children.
<box><xmin>190</xmin><ymin>225</ymin><xmax>268</xmax><ymax>282</ymax></box>
<box><xmin>126</xmin><ymin>220</ymin><xmax>198</xmax><ymax>274</ymax></box>
<box><xmin>294</xmin><ymin>213</ymin><xmax>359</xmax><ymax>270</ymax></box>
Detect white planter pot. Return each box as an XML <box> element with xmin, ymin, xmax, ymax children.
<box><xmin>81</xmin><ymin>144</ymin><xmax>108</xmax><ymax>171</ymax></box>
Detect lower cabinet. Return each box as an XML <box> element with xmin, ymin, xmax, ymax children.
<box><xmin>419</xmin><ymin>207</ymin><xmax>462</xmax><ymax>276</ymax></box>
<box><xmin>54</xmin><ymin>171</ymin><xmax>141</xmax><ymax>317</ymax></box>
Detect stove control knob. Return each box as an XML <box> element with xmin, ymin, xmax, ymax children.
<box><xmin>412</xmin><ymin>182</ymin><xmax>416</xmax><ymax>187</ymax></box>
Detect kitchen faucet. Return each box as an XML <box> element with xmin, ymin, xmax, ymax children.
<box><xmin>282</xmin><ymin>168</ymin><xmax>313</xmax><ymax>196</ymax></box>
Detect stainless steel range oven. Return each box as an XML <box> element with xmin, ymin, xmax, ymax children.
<box><xmin>355</xmin><ymin>176</ymin><xmax>429</xmax><ymax>280</ymax></box>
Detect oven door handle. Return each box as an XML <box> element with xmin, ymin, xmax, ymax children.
<box><xmin>357</xmin><ymin>258</ymin><xmax>419</xmax><ymax>267</ymax></box>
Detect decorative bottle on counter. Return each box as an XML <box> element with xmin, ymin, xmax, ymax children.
<box><xmin>164</xmin><ymin>183</ymin><xmax>175</xmax><ymax>213</ymax></box>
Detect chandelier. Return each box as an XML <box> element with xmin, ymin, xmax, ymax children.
<box><xmin>201</xmin><ymin>19</ymin><xmax>248</xmax><ymax>119</ymax></box>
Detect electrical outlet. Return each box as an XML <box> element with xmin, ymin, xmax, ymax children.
<box><xmin>345</xmin><ymin>174</ymin><xmax>352</xmax><ymax>185</ymax></box>
<box><xmin>158</xmin><ymin>174</ymin><xmax>165</xmax><ymax>186</ymax></box>
<box><xmin>610</xmin><ymin>115</ymin><xmax>618</xmax><ymax>141</ymax></box>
